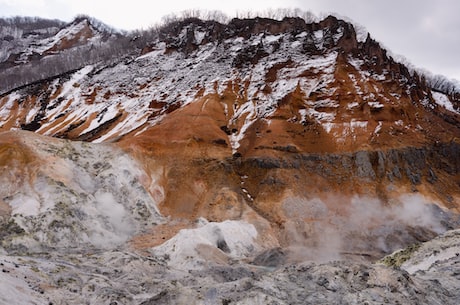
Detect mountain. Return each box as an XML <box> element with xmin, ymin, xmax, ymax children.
<box><xmin>0</xmin><ymin>14</ymin><xmax>460</xmax><ymax>304</ymax></box>
<box><xmin>0</xmin><ymin>16</ymin><xmax>115</xmax><ymax>69</ymax></box>
<box><xmin>0</xmin><ymin>15</ymin><xmax>128</xmax><ymax>94</ymax></box>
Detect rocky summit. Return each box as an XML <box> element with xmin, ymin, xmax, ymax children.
<box><xmin>0</xmin><ymin>13</ymin><xmax>460</xmax><ymax>304</ymax></box>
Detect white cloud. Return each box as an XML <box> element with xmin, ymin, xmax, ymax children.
<box><xmin>1</xmin><ymin>0</ymin><xmax>45</xmax><ymax>6</ymax></box>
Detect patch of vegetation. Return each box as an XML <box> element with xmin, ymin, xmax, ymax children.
<box><xmin>30</xmin><ymin>266</ymin><xmax>40</xmax><ymax>273</ymax></box>
<box><xmin>379</xmin><ymin>243</ymin><xmax>421</xmax><ymax>267</ymax></box>
<box><xmin>0</xmin><ymin>219</ymin><xmax>25</xmax><ymax>239</ymax></box>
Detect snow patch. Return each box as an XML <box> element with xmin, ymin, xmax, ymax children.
<box><xmin>347</xmin><ymin>101</ymin><xmax>359</xmax><ymax>109</ymax></box>
<box><xmin>368</xmin><ymin>101</ymin><xmax>384</xmax><ymax>109</ymax></box>
<box><xmin>351</xmin><ymin>120</ymin><xmax>368</xmax><ymax>129</ymax></box>
<box><xmin>347</xmin><ymin>56</ymin><xmax>364</xmax><ymax>70</ymax></box>
<box><xmin>296</xmin><ymin>31</ymin><xmax>308</xmax><ymax>38</ymax></box>
<box><xmin>313</xmin><ymin>30</ymin><xmax>323</xmax><ymax>41</ymax></box>
<box><xmin>79</xmin><ymin>104</ymin><xmax>119</xmax><ymax>135</ymax></box>
<box><xmin>305</xmin><ymin>107</ymin><xmax>336</xmax><ymax>122</ymax></box>
<box><xmin>0</xmin><ymin>92</ymin><xmax>20</xmax><ymax>121</ymax></box>
<box><xmin>374</xmin><ymin>121</ymin><xmax>383</xmax><ymax>134</ymax></box>
<box><xmin>321</xmin><ymin>120</ymin><xmax>368</xmax><ymax>143</ymax></box>
<box><xmin>263</xmin><ymin>34</ymin><xmax>283</xmax><ymax>44</ymax></box>
<box><xmin>432</xmin><ymin>91</ymin><xmax>458</xmax><ymax>114</ymax></box>
<box><xmin>135</xmin><ymin>43</ymin><xmax>166</xmax><ymax>61</ymax></box>
<box><xmin>194</xmin><ymin>29</ymin><xmax>206</xmax><ymax>44</ymax></box>
<box><xmin>322</xmin><ymin>122</ymin><xmax>334</xmax><ymax>133</ymax></box>
<box><xmin>229</xmin><ymin>101</ymin><xmax>256</xmax><ymax>153</ymax></box>
<box><xmin>50</xmin><ymin>65</ymin><xmax>93</xmax><ymax>102</ymax></box>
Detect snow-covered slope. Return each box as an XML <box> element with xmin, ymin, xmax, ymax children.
<box><xmin>0</xmin><ymin>17</ymin><xmax>64</xmax><ymax>64</ymax></box>
<box><xmin>0</xmin><ymin>16</ymin><xmax>458</xmax><ymax>151</ymax></box>
<box><xmin>0</xmin><ymin>16</ymin><xmax>112</xmax><ymax>67</ymax></box>
<box><xmin>0</xmin><ymin>16</ymin><xmax>122</xmax><ymax>95</ymax></box>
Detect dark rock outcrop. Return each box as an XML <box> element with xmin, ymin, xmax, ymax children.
<box><xmin>235</xmin><ymin>141</ymin><xmax>460</xmax><ymax>204</ymax></box>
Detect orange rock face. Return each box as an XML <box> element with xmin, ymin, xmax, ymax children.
<box><xmin>1</xmin><ymin>15</ymin><xmax>459</xmax><ymax>260</ymax></box>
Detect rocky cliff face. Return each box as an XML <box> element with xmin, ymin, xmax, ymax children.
<box><xmin>0</xmin><ymin>14</ymin><xmax>459</xmax><ymax>304</ymax></box>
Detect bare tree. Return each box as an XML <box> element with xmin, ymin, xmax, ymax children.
<box><xmin>202</xmin><ymin>10</ymin><xmax>229</xmax><ymax>23</ymax></box>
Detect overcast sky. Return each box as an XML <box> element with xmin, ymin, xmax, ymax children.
<box><xmin>1</xmin><ymin>0</ymin><xmax>459</xmax><ymax>81</ymax></box>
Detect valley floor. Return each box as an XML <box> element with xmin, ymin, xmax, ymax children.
<box><xmin>1</xmin><ymin>229</ymin><xmax>460</xmax><ymax>305</ymax></box>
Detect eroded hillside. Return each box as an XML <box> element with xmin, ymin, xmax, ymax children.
<box><xmin>0</xmin><ymin>14</ymin><xmax>459</xmax><ymax>304</ymax></box>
